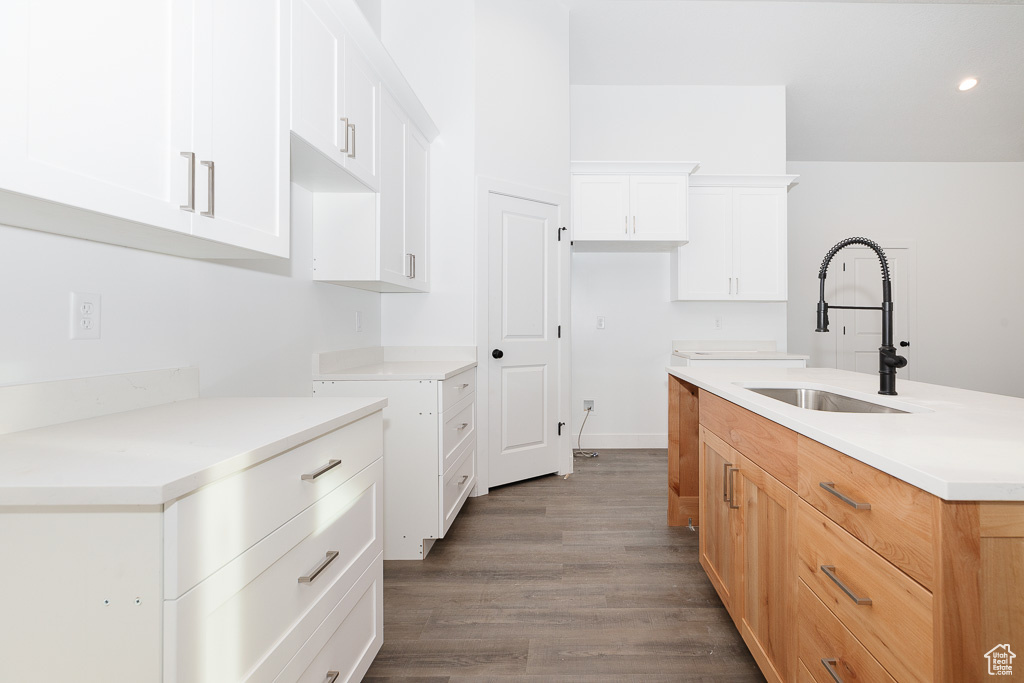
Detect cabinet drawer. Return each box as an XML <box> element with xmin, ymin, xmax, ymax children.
<box><xmin>798</xmin><ymin>501</ymin><xmax>932</xmax><ymax>683</ymax></box>
<box><xmin>698</xmin><ymin>390</ymin><xmax>797</xmax><ymax>489</ymax></box>
<box><xmin>441</xmin><ymin>396</ymin><xmax>475</xmax><ymax>472</ymax></box>
<box><xmin>164</xmin><ymin>411</ymin><xmax>383</xmax><ymax>598</ymax></box>
<box><xmin>441</xmin><ymin>441</ymin><xmax>475</xmax><ymax>536</ymax></box>
<box><xmin>166</xmin><ymin>460</ymin><xmax>382</xmax><ymax>683</ymax></box>
<box><xmin>797</xmin><ymin>435</ymin><xmax>938</xmax><ymax>589</ymax></box>
<box><xmin>441</xmin><ymin>368</ymin><xmax>476</xmax><ymax>413</ymax></box>
<box><xmin>797</xmin><ymin>580</ymin><xmax>896</xmax><ymax>683</ymax></box>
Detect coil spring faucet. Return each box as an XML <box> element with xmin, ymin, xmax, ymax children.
<box><xmin>815</xmin><ymin>237</ymin><xmax>907</xmax><ymax>395</ymax></box>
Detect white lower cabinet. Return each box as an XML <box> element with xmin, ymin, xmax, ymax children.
<box><xmin>314</xmin><ymin>368</ymin><xmax>477</xmax><ymax>559</ymax></box>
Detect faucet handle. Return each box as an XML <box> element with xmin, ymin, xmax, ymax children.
<box><xmin>885</xmin><ymin>354</ymin><xmax>908</xmax><ymax>369</ymax></box>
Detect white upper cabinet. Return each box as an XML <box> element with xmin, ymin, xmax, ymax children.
<box><xmin>570</xmin><ymin>162</ymin><xmax>698</xmax><ymax>249</ymax></box>
<box><xmin>290</xmin><ymin>0</ymin><xmax>379</xmax><ymax>191</ymax></box>
<box><xmin>0</xmin><ymin>0</ymin><xmax>290</xmax><ymax>259</ymax></box>
<box><xmin>671</xmin><ymin>177</ymin><xmax>796</xmax><ymax>302</ymax></box>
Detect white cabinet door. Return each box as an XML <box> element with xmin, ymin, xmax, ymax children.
<box><xmin>673</xmin><ymin>188</ymin><xmax>733</xmax><ymax>300</ymax></box>
<box><xmin>290</xmin><ymin>0</ymin><xmax>345</xmax><ymax>160</ymax></box>
<box><xmin>0</xmin><ymin>0</ymin><xmax>191</xmax><ymax>236</ymax></box>
<box><xmin>406</xmin><ymin>124</ymin><xmax>429</xmax><ymax>290</ymax></box>
<box><xmin>630</xmin><ymin>175</ymin><xmax>688</xmax><ymax>242</ymax></box>
<box><xmin>378</xmin><ymin>91</ymin><xmax>408</xmax><ymax>286</ymax></box>
<box><xmin>732</xmin><ymin>188</ymin><xmax>786</xmax><ymax>301</ymax></box>
<box><xmin>572</xmin><ymin>175</ymin><xmax>630</xmax><ymax>240</ymax></box>
<box><xmin>342</xmin><ymin>42</ymin><xmax>379</xmax><ymax>190</ymax></box>
<box><xmin>190</xmin><ymin>0</ymin><xmax>289</xmax><ymax>258</ymax></box>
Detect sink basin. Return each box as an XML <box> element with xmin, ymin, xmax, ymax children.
<box><xmin>746</xmin><ymin>387</ymin><xmax>909</xmax><ymax>414</ymax></box>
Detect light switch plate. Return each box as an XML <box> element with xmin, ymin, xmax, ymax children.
<box><xmin>70</xmin><ymin>292</ymin><xmax>101</xmax><ymax>340</ymax></box>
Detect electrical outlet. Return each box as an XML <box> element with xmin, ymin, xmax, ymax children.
<box><xmin>596</xmin><ymin>316</ymin><xmax>606</xmax><ymax>330</ymax></box>
<box><xmin>355</xmin><ymin>311</ymin><xmax>363</xmax><ymax>332</ymax></box>
<box><xmin>714</xmin><ymin>315</ymin><xmax>724</xmax><ymax>330</ymax></box>
<box><xmin>583</xmin><ymin>399</ymin><xmax>595</xmax><ymax>412</ymax></box>
<box><xmin>70</xmin><ymin>292</ymin><xmax>101</xmax><ymax>340</ymax></box>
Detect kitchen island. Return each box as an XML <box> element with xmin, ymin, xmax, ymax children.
<box><xmin>667</xmin><ymin>366</ymin><xmax>1024</xmax><ymax>683</ymax></box>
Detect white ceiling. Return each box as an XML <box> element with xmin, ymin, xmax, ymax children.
<box><xmin>567</xmin><ymin>0</ymin><xmax>1024</xmax><ymax>161</ymax></box>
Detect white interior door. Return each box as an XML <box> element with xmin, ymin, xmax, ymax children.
<box><xmin>488</xmin><ymin>193</ymin><xmax>560</xmax><ymax>487</ymax></box>
<box><xmin>837</xmin><ymin>246</ymin><xmax>913</xmax><ymax>378</ymax></box>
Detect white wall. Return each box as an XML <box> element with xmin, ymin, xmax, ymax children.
<box><xmin>379</xmin><ymin>0</ymin><xmax>477</xmax><ymax>347</ymax></box>
<box><xmin>0</xmin><ymin>183</ymin><xmax>380</xmax><ymax>396</ymax></box>
<box><xmin>570</xmin><ymin>85</ymin><xmax>788</xmax><ymax>446</ymax></box>
<box><xmin>571</xmin><ymin>85</ymin><xmax>786</xmax><ymax>175</ymax></box>
<box><xmin>572</xmin><ymin>251</ymin><xmax>787</xmax><ymax>448</ymax></box>
<box><xmin>787</xmin><ymin>161</ymin><xmax>1024</xmax><ymax>398</ymax></box>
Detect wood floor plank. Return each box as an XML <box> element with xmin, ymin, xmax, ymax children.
<box><xmin>364</xmin><ymin>450</ymin><xmax>763</xmax><ymax>682</ymax></box>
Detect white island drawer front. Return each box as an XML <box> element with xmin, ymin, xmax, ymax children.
<box><xmin>441</xmin><ymin>441</ymin><xmax>476</xmax><ymax>535</ymax></box>
<box><xmin>441</xmin><ymin>395</ymin><xmax>475</xmax><ymax>471</ymax></box>
<box><xmin>441</xmin><ymin>368</ymin><xmax>476</xmax><ymax>413</ymax></box>
<box><xmin>165</xmin><ymin>460</ymin><xmax>382</xmax><ymax>683</ymax></box>
<box><xmin>164</xmin><ymin>412</ymin><xmax>383</xmax><ymax>598</ymax></box>
<box><xmin>272</xmin><ymin>555</ymin><xmax>383</xmax><ymax>683</ymax></box>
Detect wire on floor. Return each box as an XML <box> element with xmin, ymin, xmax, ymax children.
<box><xmin>574</xmin><ymin>407</ymin><xmax>599</xmax><ymax>458</ymax></box>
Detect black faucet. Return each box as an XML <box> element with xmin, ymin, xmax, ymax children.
<box><xmin>815</xmin><ymin>237</ymin><xmax>907</xmax><ymax>395</ymax></box>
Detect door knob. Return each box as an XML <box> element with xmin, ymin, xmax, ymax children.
<box><xmin>899</xmin><ymin>341</ymin><xmax>911</xmax><ymax>348</ymax></box>
<box><xmin>492</xmin><ymin>349</ymin><xmax>504</xmax><ymax>359</ymax></box>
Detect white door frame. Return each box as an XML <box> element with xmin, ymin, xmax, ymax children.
<box><xmin>835</xmin><ymin>240</ymin><xmax>917</xmax><ymax>376</ymax></box>
<box><xmin>475</xmin><ymin>176</ymin><xmax>571</xmax><ymax>494</ymax></box>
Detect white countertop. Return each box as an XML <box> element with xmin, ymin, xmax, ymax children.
<box><xmin>667</xmin><ymin>366</ymin><xmax>1024</xmax><ymax>501</ymax></box>
<box><xmin>313</xmin><ymin>359</ymin><xmax>477</xmax><ymax>381</ymax></box>
<box><xmin>0</xmin><ymin>397</ymin><xmax>386</xmax><ymax>506</ymax></box>
<box><xmin>672</xmin><ymin>350</ymin><xmax>810</xmax><ymax>361</ymax></box>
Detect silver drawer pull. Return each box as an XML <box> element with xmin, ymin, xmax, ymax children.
<box><xmin>339</xmin><ymin>117</ymin><xmax>350</xmax><ymax>154</ymax></box>
<box><xmin>821</xmin><ymin>658</ymin><xmax>843</xmax><ymax>683</ymax></box>
<box><xmin>722</xmin><ymin>462</ymin><xmax>731</xmax><ymax>501</ymax></box>
<box><xmin>200</xmin><ymin>160</ymin><xmax>215</xmax><ymax>218</ymax></box>
<box><xmin>348</xmin><ymin>123</ymin><xmax>356</xmax><ymax>159</ymax></box>
<box><xmin>456</xmin><ymin>422</ymin><xmax>469</xmax><ymax>431</ymax></box>
<box><xmin>298</xmin><ymin>550</ymin><xmax>339</xmax><ymax>584</ymax></box>
<box><xmin>301</xmin><ymin>459</ymin><xmax>342</xmax><ymax>481</ymax></box>
<box><xmin>820</xmin><ymin>482</ymin><xmax>871</xmax><ymax>510</ymax></box>
<box><xmin>459</xmin><ymin>474</ymin><xmax>469</xmax><ymax>486</ymax></box>
<box><xmin>179</xmin><ymin>151</ymin><xmax>195</xmax><ymax>212</ymax></box>
<box><xmin>457</xmin><ymin>383</ymin><xmax>470</xmax><ymax>389</ymax></box>
<box><xmin>325</xmin><ymin>672</ymin><xmax>340</xmax><ymax>683</ymax></box>
<box><xmin>727</xmin><ymin>467</ymin><xmax>740</xmax><ymax>509</ymax></box>
<box><xmin>820</xmin><ymin>565</ymin><xmax>872</xmax><ymax>605</ymax></box>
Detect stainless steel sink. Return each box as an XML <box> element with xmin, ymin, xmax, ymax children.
<box><xmin>746</xmin><ymin>387</ymin><xmax>909</xmax><ymax>414</ymax></box>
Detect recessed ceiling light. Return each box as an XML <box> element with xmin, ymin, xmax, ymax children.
<box><xmin>958</xmin><ymin>78</ymin><xmax>979</xmax><ymax>92</ymax></box>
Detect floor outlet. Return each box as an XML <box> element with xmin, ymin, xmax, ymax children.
<box><xmin>70</xmin><ymin>292</ymin><xmax>101</xmax><ymax>340</ymax></box>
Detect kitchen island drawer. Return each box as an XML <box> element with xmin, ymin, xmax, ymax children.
<box><xmin>441</xmin><ymin>368</ymin><xmax>476</xmax><ymax>413</ymax></box>
<box><xmin>797</xmin><ymin>435</ymin><xmax>938</xmax><ymax>589</ymax></box>
<box><xmin>164</xmin><ymin>411</ymin><xmax>383</xmax><ymax>598</ymax></box>
<box><xmin>165</xmin><ymin>460</ymin><xmax>382</xmax><ymax>683</ymax></box>
<box><xmin>797</xmin><ymin>579</ymin><xmax>896</xmax><ymax>683</ymax></box>
<box><xmin>798</xmin><ymin>500</ymin><xmax>932</xmax><ymax>683</ymax></box>
<box><xmin>272</xmin><ymin>555</ymin><xmax>383</xmax><ymax>683</ymax></box>
<box><xmin>441</xmin><ymin>396</ymin><xmax>475</xmax><ymax>470</ymax></box>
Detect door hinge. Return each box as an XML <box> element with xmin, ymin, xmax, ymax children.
<box><xmin>843</xmin><ymin>325</ymin><xmax>846</xmax><ymax>335</ymax></box>
<box><xmin>557</xmin><ymin>421</ymin><xmax>566</xmax><ymax>436</ymax></box>
<box><xmin>558</xmin><ymin>325</ymin><xmax>561</xmax><ymax>338</ymax></box>
<box><xmin>557</xmin><ymin>226</ymin><xmax>568</xmax><ymax>241</ymax></box>
<box><xmin>843</xmin><ymin>262</ymin><xmax>846</xmax><ymax>271</ymax></box>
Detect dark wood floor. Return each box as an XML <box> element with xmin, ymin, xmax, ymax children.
<box><xmin>364</xmin><ymin>449</ymin><xmax>765</xmax><ymax>682</ymax></box>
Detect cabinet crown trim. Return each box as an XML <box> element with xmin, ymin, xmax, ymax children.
<box><xmin>689</xmin><ymin>174</ymin><xmax>798</xmax><ymax>188</ymax></box>
<box><xmin>570</xmin><ymin>161</ymin><xmax>700</xmax><ymax>175</ymax></box>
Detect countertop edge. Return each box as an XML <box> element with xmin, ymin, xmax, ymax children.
<box><xmin>313</xmin><ymin>360</ymin><xmax>478</xmax><ymax>381</ymax></box>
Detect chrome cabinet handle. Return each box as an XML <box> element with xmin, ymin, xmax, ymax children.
<box><xmin>625</xmin><ymin>216</ymin><xmax>628</xmax><ymax>235</ymax></box>
<box><xmin>326</xmin><ymin>673</ymin><xmax>340</xmax><ymax>683</ymax></box>
<box><xmin>411</xmin><ymin>253</ymin><xmax>416</xmax><ymax>279</ymax></box>
<box><xmin>728</xmin><ymin>277</ymin><xmax>733</xmax><ymax>295</ymax></box>
<box><xmin>301</xmin><ymin>459</ymin><xmax>342</xmax><ymax>481</ymax></box>
<box><xmin>406</xmin><ymin>253</ymin><xmax>414</xmax><ymax>278</ymax></box>
<box><xmin>180</xmin><ymin>152</ymin><xmax>195</xmax><ymax>212</ymax></box>
<box><xmin>298</xmin><ymin>550</ymin><xmax>339</xmax><ymax>584</ymax></box>
<box><xmin>821</xmin><ymin>658</ymin><xmax>844</xmax><ymax>683</ymax></box>
<box><xmin>200</xmin><ymin>160</ymin><xmax>215</xmax><ymax>217</ymax></box>
<box><xmin>456</xmin><ymin>422</ymin><xmax>469</xmax><ymax>430</ymax></box>
<box><xmin>339</xmin><ymin>117</ymin><xmax>350</xmax><ymax>154</ymax></box>
<box><xmin>348</xmin><ymin>123</ymin><xmax>356</xmax><ymax>158</ymax></box>
<box><xmin>722</xmin><ymin>462</ymin><xmax>731</xmax><ymax>501</ymax></box>
<box><xmin>820</xmin><ymin>482</ymin><xmax>871</xmax><ymax>510</ymax></box>
<box><xmin>728</xmin><ymin>467</ymin><xmax>740</xmax><ymax>509</ymax></box>
<box><xmin>457</xmin><ymin>383</ymin><xmax>470</xmax><ymax>390</ymax></box>
<box><xmin>735</xmin><ymin>277</ymin><xmax>739</xmax><ymax>295</ymax></box>
<box><xmin>820</xmin><ymin>565</ymin><xmax>872</xmax><ymax>605</ymax></box>
<box><xmin>459</xmin><ymin>474</ymin><xmax>469</xmax><ymax>486</ymax></box>
<box><xmin>632</xmin><ymin>216</ymin><xmax>636</xmax><ymax>234</ymax></box>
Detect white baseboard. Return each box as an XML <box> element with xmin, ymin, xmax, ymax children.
<box><xmin>577</xmin><ymin>433</ymin><xmax>668</xmax><ymax>449</ymax></box>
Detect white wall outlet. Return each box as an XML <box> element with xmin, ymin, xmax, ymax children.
<box><xmin>355</xmin><ymin>310</ymin><xmax>363</xmax><ymax>332</ymax></box>
<box><xmin>596</xmin><ymin>316</ymin><xmax>606</xmax><ymax>330</ymax></box>
<box><xmin>583</xmin><ymin>399</ymin><xmax>595</xmax><ymax>412</ymax></box>
<box><xmin>70</xmin><ymin>292</ymin><xmax>101</xmax><ymax>340</ymax></box>
<box><xmin>714</xmin><ymin>315</ymin><xmax>724</xmax><ymax>330</ymax></box>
